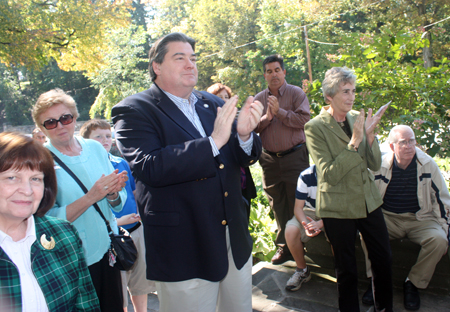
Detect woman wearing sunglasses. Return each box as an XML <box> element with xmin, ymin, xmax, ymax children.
<box><xmin>32</xmin><ymin>89</ymin><xmax>128</xmax><ymax>312</ymax></box>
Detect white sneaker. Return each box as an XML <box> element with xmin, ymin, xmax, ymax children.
<box><xmin>285</xmin><ymin>267</ymin><xmax>311</xmax><ymax>292</ymax></box>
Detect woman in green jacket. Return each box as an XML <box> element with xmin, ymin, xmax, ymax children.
<box><xmin>305</xmin><ymin>67</ymin><xmax>392</xmax><ymax>312</ymax></box>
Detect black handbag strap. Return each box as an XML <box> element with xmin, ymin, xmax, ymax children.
<box><xmin>50</xmin><ymin>151</ymin><xmax>114</xmax><ymax>234</ymax></box>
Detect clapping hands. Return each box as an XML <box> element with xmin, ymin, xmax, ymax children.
<box><xmin>350</xmin><ymin>102</ymin><xmax>389</xmax><ymax>148</ymax></box>
<box><xmin>211</xmin><ymin>95</ymin><xmax>263</xmax><ymax>149</ymax></box>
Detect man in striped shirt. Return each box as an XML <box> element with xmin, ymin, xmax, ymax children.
<box><xmin>284</xmin><ymin>165</ymin><xmax>324</xmax><ymax>291</ymax></box>
<box><xmin>362</xmin><ymin>125</ymin><xmax>450</xmax><ymax>311</ymax></box>
<box><xmin>254</xmin><ymin>54</ymin><xmax>311</xmax><ymax>265</ymax></box>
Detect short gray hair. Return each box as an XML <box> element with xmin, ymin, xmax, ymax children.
<box><xmin>148</xmin><ymin>32</ymin><xmax>196</xmax><ymax>82</ymax></box>
<box><xmin>322</xmin><ymin>67</ymin><xmax>356</xmax><ymax>102</ymax></box>
<box><xmin>388</xmin><ymin>125</ymin><xmax>414</xmax><ymax>143</ymax></box>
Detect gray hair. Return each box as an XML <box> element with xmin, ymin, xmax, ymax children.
<box><xmin>148</xmin><ymin>32</ymin><xmax>196</xmax><ymax>82</ymax></box>
<box><xmin>322</xmin><ymin>67</ymin><xmax>356</xmax><ymax>102</ymax></box>
<box><xmin>388</xmin><ymin>125</ymin><xmax>415</xmax><ymax>143</ymax></box>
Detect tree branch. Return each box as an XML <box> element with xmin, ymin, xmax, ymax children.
<box><xmin>31</xmin><ymin>0</ymin><xmax>57</xmax><ymax>7</ymax></box>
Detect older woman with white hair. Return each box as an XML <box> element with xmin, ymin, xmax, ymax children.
<box><xmin>32</xmin><ymin>89</ymin><xmax>128</xmax><ymax>311</ymax></box>
<box><xmin>305</xmin><ymin>67</ymin><xmax>393</xmax><ymax>312</ymax></box>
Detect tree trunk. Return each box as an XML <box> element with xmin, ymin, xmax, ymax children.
<box><xmin>417</xmin><ymin>0</ymin><xmax>434</xmax><ymax>68</ymax></box>
<box><xmin>422</xmin><ymin>31</ymin><xmax>433</xmax><ymax>68</ymax></box>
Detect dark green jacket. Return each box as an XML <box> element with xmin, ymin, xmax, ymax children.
<box><xmin>0</xmin><ymin>216</ymin><xmax>100</xmax><ymax>312</ymax></box>
<box><xmin>305</xmin><ymin>107</ymin><xmax>383</xmax><ymax>219</ymax></box>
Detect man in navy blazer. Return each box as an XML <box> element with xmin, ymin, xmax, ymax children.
<box><xmin>111</xmin><ymin>32</ymin><xmax>263</xmax><ymax>312</ymax></box>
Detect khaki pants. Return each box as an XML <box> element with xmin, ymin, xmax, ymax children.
<box><xmin>155</xmin><ymin>226</ymin><xmax>252</xmax><ymax>312</ymax></box>
<box><xmin>362</xmin><ymin>210</ymin><xmax>448</xmax><ymax>289</ymax></box>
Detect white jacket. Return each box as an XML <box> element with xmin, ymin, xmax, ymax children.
<box><xmin>373</xmin><ymin>147</ymin><xmax>450</xmax><ymax>237</ymax></box>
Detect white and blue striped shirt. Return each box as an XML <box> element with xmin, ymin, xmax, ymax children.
<box><xmin>295</xmin><ymin>165</ymin><xmax>317</xmax><ymax>210</ymax></box>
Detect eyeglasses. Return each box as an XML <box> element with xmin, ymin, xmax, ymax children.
<box><xmin>42</xmin><ymin>114</ymin><xmax>74</xmax><ymax>130</ymax></box>
<box><xmin>396</xmin><ymin>139</ymin><xmax>416</xmax><ymax>147</ymax></box>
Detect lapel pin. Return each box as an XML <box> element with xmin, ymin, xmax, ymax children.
<box><xmin>204</xmin><ymin>104</ymin><xmax>209</xmax><ymax>108</ymax></box>
<box><xmin>40</xmin><ymin>234</ymin><xmax>56</xmax><ymax>250</ymax></box>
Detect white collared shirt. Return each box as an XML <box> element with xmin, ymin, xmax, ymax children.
<box><xmin>0</xmin><ymin>216</ymin><xmax>49</xmax><ymax>312</ymax></box>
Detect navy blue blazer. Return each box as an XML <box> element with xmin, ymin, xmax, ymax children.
<box><xmin>111</xmin><ymin>84</ymin><xmax>262</xmax><ymax>282</ymax></box>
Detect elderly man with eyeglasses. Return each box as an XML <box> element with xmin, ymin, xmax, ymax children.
<box><xmin>361</xmin><ymin>125</ymin><xmax>450</xmax><ymax>311</ymax></box>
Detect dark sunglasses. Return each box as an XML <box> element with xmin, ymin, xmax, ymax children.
<box><xmin>42</xmin><ymin>114</ymin><xmax>74</xmax><ymax>130</ymax></box>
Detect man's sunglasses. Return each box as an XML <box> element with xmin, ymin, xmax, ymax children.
<box><xmin>42</xmin><ymin>114</ymin><xmax>74</xmax><ymax>130</ymax></box>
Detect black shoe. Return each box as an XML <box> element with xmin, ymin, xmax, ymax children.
<box><xmin>404</xmin><ymin>280</ymin><xmax>420</xmax><ymax>310</ymax></box>
<box><xmin>271</xmin><ymin>247</ymin><xmax>293</xmax><ymax>265</ymax></box>
<box><xmin>362</xmin><ymin>283</ymin><xmax>374</xmax><ymax>306</ymax></box>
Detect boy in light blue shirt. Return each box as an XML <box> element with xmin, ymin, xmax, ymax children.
<box><xmin>81</xmin><ymin>119</ymin><xmax>155</xmax><ymax>312</ymax></box>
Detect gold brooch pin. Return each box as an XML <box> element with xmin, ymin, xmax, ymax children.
<box><xmin>40</xmin><ymin>234</ymin><xmax>56</xmax><ymax>250</ymax></box>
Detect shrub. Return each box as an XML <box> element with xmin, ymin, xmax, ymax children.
<box><xmin>249</xmin><ymin>164</ymin><xmax>277</xmax><ymax>262</ymax></box>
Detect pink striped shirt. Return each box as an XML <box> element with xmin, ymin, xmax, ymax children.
<box><xmin>254</xmin><ymin>81</ymin><xmax>310</xmax><ymax>152</ymax></box>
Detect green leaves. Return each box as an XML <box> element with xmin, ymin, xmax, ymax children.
<box><xmin>248</xmin><ymin>164</ymin><xmax>277</xmax><ymax>262</ymax></box>
<box><xmin>88</xmin><ymin>25</ymin><xmax>151</xmax><ymax>119</ymax></box>
<box><xmin>0</xmin><ymin>0</ymin><xmax>132</xmax><ymax>72</ymax></box>
<box><xmin>303</xmin><ymin>27</ymin><xmax>450</xmax><ymax>157</ymax></box>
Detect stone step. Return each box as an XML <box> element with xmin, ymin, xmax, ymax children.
<box><xmin>302</xmin><ymin>231</ymin><xmax>450</xmax><ymax>296</ymax></box>
<box><xmin>127</xmin><ymin>232</ymin><xmax>450</xmax><ymax>311</ymax></box>
<box><xmin>251</xmin><ymin>261</ymin><xmax>450</xmax><ymax>312</ymax></box>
